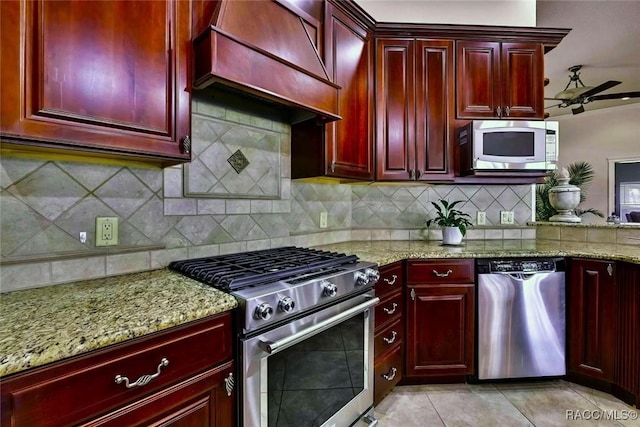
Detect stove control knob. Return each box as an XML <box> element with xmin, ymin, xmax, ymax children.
<box><xmin>254</xmin><ymin>302</ymin><xmax>274</xmax><ymax>321</ymax></box>
<box><xmin>355</xmin><ymin>271</ymin><xmax>370</xmax><ymax>286</ymax></box>
<box><xmin>322</xmin><ymin>281</ymin><xmax>338</xmax><ymax>297</ymax></box>
<box><xmin>366</xmin><ymin>268</ymin><xmax>380</xmax><ymax>283</ymax></box>
<box><xmin>278</xmin><ymin>296</ymin><xmax>296</xmax><ymax>313</ymax></box>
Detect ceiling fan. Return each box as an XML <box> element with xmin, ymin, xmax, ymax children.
<box><xmin>545</xmin><ymin>65</ymin><xmax>640</xmax><ymax>115</ymax></box>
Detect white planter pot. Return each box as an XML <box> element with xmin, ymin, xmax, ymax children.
<box><xmin>442</xmin><ymin>226</ymin><xmax>463</xmax><ymax>245</ymax></box>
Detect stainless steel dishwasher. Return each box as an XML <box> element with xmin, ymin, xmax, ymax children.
<box><xmin>477</xmin><ymin>258</ymin><xmax>566</xmax><ymax>380</ymax></box>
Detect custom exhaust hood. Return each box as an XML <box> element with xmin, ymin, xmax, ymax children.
<box><xmin>193</xmin><ymin>0</ymin><xmax>341</xmax><ymax>124</ymax></box>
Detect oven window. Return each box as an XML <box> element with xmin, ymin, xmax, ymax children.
<box><xmin>267</xmin><ymin>313</ymin><xmax>364</xmax><ymax>426</ymax></box>
<box><xmin>484</xmin><ymin>131</ymin><xmax>535</xmax><ymax>156</ymax></box>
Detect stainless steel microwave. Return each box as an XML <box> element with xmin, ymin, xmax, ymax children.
<box><xmin>458</xmin><ymin>120</ymin><xmax>559</xmax><ymax>174</ymax></box>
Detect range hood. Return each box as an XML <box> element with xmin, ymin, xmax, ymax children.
<box><xmin>193</xmin><ymin>0</ymin><xmax>340</xmax><ymax>123</ymax></box>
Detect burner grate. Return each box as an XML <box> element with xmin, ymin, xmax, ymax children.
<box><xmin>169</xmin><ymin>246</ymin><xmax>358</xmax><ymax>291</ymax></box>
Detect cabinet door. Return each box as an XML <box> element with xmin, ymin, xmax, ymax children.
<box><xmin>83</xmin><ymin>362</ymin><xmax>235</xmax><ymax>427</ymax></box>
<box><xmin>375</xmin><ymin>38</ymin><xmax>414</xmax><ymax>180</ymax></box>
<box><xmin>456</xmin><ymin>41</ymin><xmax>501</xmax><ymax>119</ymax></box>
<box><xmin>568</xmin><ymin>259</ymin><xmax>616</xmax><ymax>382</ymax></box>
<box><xmin>500</xmin><ymin>43</ymin><xmax>544</xmax><ymax>119</ymax></box>
<box><xmin>405</xmin><ymin>284</ymin><xmax>474</xmax><ymax>377</ymax></box>
<box><xmin>414</xmin><ymin>40</ymin><xmax>454</xmax><ymax>181</ymax></box>
<box><xmin>0</xmin><ymin>0</ymin><xmax>190</xmax><ymax>165</ymax></box>
<box><xmin>324</xmin><ymin>5</ymin><xmax>374</xmax><ymax>179</ymax></box>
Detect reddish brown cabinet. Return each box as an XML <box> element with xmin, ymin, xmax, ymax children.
<box><xmin>323</xmin><ymin>2</ymin><xmax>374</xmax><ymax>180</ymax></box>
<box><xmin>567</xmin><ymin>258</ymin><xmax>616</xmax><ymax>383</ymax></box>
<box><xmin>0</xmin><ymin>313</ymin><xmax>234</xmax><ymax>427</ymax></box>
<box><xmin>615</xmin><ymin>262</ymin><xmax>640</xmax><ymax>407</ymax></box>
<box><xmin>373</xmin><ymin>261</ymin><xmax>404</xmax><ymax>405</ymax></box>
<box><xmin>405</xmin><ymin>259</ymin><xmax>474</xmax><ymax>380</ymax></box>
<box><xmin>0</xmin><ymin>0</ymin><xmax>191</xmax><ymax>166</ymax></box>
<box><xmin>456</xmin><ymin>41</ymin><xmax>544</xmax><ymax>119</ymax></box>
<box><xmin>375</xmin><ymin>38</ymin><xmax>455</xmax><ymax>181</ymax></box>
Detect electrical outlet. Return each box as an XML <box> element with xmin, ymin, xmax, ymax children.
<box><xmin>319</xmin><ymin>211</ymin><xmax>328</xmax><ymax>229</ymax></box>
<box><xmin>500</xmin><ymin>211</ymin><xmax>515</xmax><ymax>225</ymax></box>
<box><xmin>476</xmin><ymin>211</ymin><xmax>487</xmax><ymax>226</ymax></box>
<box><xmin>79</xmin><ymin>232</ymin><xmax>87</xmax><ymax>244</ymax></box>
<box><xmin>96</xmin><ymin>217</ymin><xmax>118</xmax><ymax>246</ymax></box>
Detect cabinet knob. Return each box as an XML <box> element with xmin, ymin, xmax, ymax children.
<box><xmin>383</xmin><ymin>274</ymin><xmax>398</xmax><ymax>286</ymax></box>
<box><xmin>432</xmin><ymin>269</ymin><xmax>453</xmax><ymax>278</ymax></box>
<box><xmin>409</xmin><ymin>169</ymin><xmax>415</xmax><ymax>180</ymax></box>
<box><xmin>496</xmin><ymin>106</ymin><xmax>502</xmax><ymax>118</ymax></box>
<box><xmin>330</xmin><ymin>161</ymin><xmax>336</xmax><ymax>173</ymax></box>
<box><xmin>382</xmin><ymin>366</ymin><xmax>397</xmax><ymax>381</ymax></box>
<box><xmin>224</xmin><ymin>372</ymin><xmax>235</xmax><ymax>397</ymax></box>
<box><xmin>181</xmin><ymin>135</ymin><xmax>191</xmax><ymax>155</ymax></box>
<box><xmin>383</xmin><ymin>302</ymin><xmax>398</xmax><ymax>315</ymax></box>
<box><xmin>504</xmin><ymin>106</ymin><xmax>510</xmax><ymax>116</ymax></box>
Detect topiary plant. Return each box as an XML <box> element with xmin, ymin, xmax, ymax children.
<box><xmin>536</xmin><ymin>161</ymin><xmax>604</xmax><ymax>221</ymax></box>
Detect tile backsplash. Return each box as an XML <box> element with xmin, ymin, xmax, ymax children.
<box><xmin>1</xmin><ymin>91</ymin><xmax>535</xmax><ymax>292</ymax></box>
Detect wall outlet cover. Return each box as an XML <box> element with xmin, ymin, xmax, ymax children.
<box><xmin>319</xmin><ymin>211</ymin><xmax>328</xmax><ymax>229</ymax></box>
<box><xmin>96</xmin><ymin>217</ymin><xmax>119</xmax><ymax>246</ymax></box>
<box><xmin>476</xmin><ymin>211</ymin><xmax>487</xmax><ymax>226</ymax></box>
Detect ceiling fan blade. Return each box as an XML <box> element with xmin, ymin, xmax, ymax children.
<box><xmin>588</xmin><ymin>91</ymin><xmax>640</xmax><ymax>101</ymax></box>
<box><xmin>579</xmin><ymin>80</ymin><xmax>621</xmax><ymax>98</ymax></box>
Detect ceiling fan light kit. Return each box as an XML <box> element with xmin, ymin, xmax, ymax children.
<box><xmin>544</xmin><ymin>65</ymin><xmax>640</xmax><ymax>115</ymax></box>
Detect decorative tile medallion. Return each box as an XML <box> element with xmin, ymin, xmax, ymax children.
<box><xmin>227</xmin><ymin>149</ymin><xmax>250</xmax><ymax>174</ymax></box>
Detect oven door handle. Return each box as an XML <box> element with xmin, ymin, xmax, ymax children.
<box><xmin>259</xmin><ymin>296</ymin><xmax>380</xmax><ymax>355</ymax></box>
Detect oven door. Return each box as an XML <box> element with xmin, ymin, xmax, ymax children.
<box><xmin>241</xmin><ymin>293</ymin><xmax>379</xmax><ymax>427</ymax></box>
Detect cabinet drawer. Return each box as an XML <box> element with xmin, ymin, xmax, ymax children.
<box><xmin>407</xmin><ymin>259</ymin><xmax>474</xmax><ymax>284</ymax></box>
<box><xmin>374</xmin><ymin>344</ymin><xmax>403</xmax><ymax>405</ymax></box>
<box><xmin>375</xmin><ymin>289</ymin><xmax>403</xmax><ymax>329</ymax></box>
<box><xmin>374</xmin><ymin>318</ymin><xmax>403</xmax><ymax>358</ymax></box>
<box><xmin>375</xmin><ymin>262</ymin><xmax>404</xmax><ymax>298</ymax></box>
<box><xmin>3</xmin><ymin>313</ymin><xmax>232</xmax><ymax>427</ymax></box>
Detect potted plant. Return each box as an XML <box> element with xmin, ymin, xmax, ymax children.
<box><xmin>426</xmin><ymin>199</ymin><xmax>473</xmax><ymax>245</ymax></box>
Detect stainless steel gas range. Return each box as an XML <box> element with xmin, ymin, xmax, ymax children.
<box><xmin>169</xmin><ymin>247</ymin><xmax>380</xmax><ymax>427</ymax></box>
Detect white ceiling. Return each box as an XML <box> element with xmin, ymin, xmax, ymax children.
<box><xmin>354</xmin><ymin>0</ymin><xmax>640</xmax><ymax>117</ymax></box>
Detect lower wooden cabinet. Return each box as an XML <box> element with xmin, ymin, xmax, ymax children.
<box><xmin>567</xmin><ymin>258</ymin><xmax>616</xmax><ymax>383</ymax></box>
<box><xmin>405</xmin><ymin>259</ymin><xmax>474</xmax><ymax>380</ymax></box>
<box><xmin>373</xmin><ymin>261</ymin><xmax>404</xmax><ymax>405</ymax></box>
<box><xmin>0</xmin><ymin>313</ymin><xmax>235</xmax><ymax>427</ymax></box>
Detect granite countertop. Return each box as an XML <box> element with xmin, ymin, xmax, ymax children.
<box><xmin>0</xmin><ymin>269</ymin><xmax>237</xmax><ymax>378</ymax></box>
<box><xmin>314</xmin><ymin>239</ymin><xmax>640</xmax><ymax>266</ymax></box>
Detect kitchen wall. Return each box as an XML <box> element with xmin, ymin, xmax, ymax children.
<box><xmin>0</xmin><ymin>92</ymin><xmax>534</xmax><ymax>292</ymax></box>
<box><xmin>555</xmin><ymin>103</ymin><xmax>640</xmax><ymax>223</ymax></box>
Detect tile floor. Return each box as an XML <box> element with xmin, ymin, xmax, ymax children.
<box><xmin>374</xmin><ymin>380</ymin><xmax>639</xmax><ymax>427</ymax></box>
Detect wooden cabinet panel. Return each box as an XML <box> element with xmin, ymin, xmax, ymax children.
<box><xmin>501</xmin><ymin>43</ymin><xmax>544</xmax><ymax>118</ymax></box>
<box><xmin>0</xmin><ymin>0</ymin><xmax>190</xmax><ymax>165</ymax></box>
<box><xmin>375</xmin><ymin>261</ymin><xmax>404</xmax><ymax>298</ymax></box>
<box><xmin>373</xmin><ymin>343</ymin><xmax>403</xmax><ymax>405</ymax></box>
<box><xmin>406</xmin><ymin>259</ymin><xmax>474</xmax><ymax>284</ymax></box>
<box><xmin>405</xmin><ymin>284</ymin><xmax>474</xmax><ymax>378</ymax></box>
<box><xmin>82</xmin><ymin>362</ymin><xmax>234</xmax><ymax>427</ymax></box>
<box><xmin>375</xmin><ymin>38</ymin><xmax>414</xmax><ymax>180</ymax></box>
<box><xmin>1</xmin><ymin>313</ymin><xmax>233</xmax><ymax>427</ymax></box>
<box><xmin>455</xmin><ymin>41</ymin><xmax>500</xmax><ymax>118</ymax></box>
<box><xmin>568</xmin><ymin>259</ymin><xmax>616</xmax><ymax>382</ymax></box>
<box><xmin>324</xmin><ymin>4</ymin><xmax>374</xmax><ymax>179</ymax></box>
<box><xmin>614</xmin><ymin>262</ymin><xmax>640</xmax><ymax>407</ymax></box>
<box><xmin>456</xmin><ymin>40</ymin><xmax>543</xmax><ymax>120</ymax></box>
<box><xmin>414</xmin><ymin>40</ymin><xmax>455</xmax><ymax>181</ymax></box>
<box><xmin>375</xmin><ymin>38</ymin><xmax>454</xmax><ymax>181</ymax></box>
<box><xmin>375</xmin><ymin>289</ymin><xmax>403</xmax><ymax>330</ymax></box>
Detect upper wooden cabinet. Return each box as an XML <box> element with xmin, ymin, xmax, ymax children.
<box><xmin>323</xmin><ymin>2</ymin><xmax>374</xmax><ymax>179</ymax></box>
<box><xmin>456</xmin><ymin>41</ymin><xmax>544</xmax><ymax>119</ymax></box>
<box><xmin>0</xmin><ymin>0</ymin><xmax>191</xmax><ymax>166</ymax></box>
<box><xmin>375</xmin><ymin>38</ymin><xmax>455</xmax><ymax>181</ymax></box>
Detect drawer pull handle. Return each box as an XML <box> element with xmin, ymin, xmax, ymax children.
<box><xmin>383</xmin><ymin>302</ymin><xmax>398</xmax><ymax>315</ymax></box>
<box><xmin>383</xmin><ymin>274</ymin><xmax>398</xmax><ymax>285</ymax></box>
<box><xmin>224</xmin><ymin>372</ymin><xmax>235</xmax><ymax>397</ymax></box>
<box><xmin>432</xmin><ymin>269</ymin><xmax>452</xmax><ymax>278</ymax></box>
<box><xmin>115</xmin><ymin>358</ymin><xmax>169</xmax><ymax>389</ymax></box>
<box><xmin>382</xmin><ymin>366</ymin><xmax>397</xmax><ymax>381</ymax></box>
<box><xmin>383</xmin><ymin>330</ymin><xmax>398</xmax><ymax>344</ymax></box>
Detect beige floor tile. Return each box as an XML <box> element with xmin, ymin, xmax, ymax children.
<box><xmin>426</xmin><ymin>383</ymin><xmax>533</xmax><ymax>427</ymax></box>
<box><xmin>566</xmin><ymin>382</ymin><xmax>638</xmax><ymax>427</ymax></box>
<box><xmin>375</xmin><ymin>385</ymin><xmax>445</xmax><ymax>427</ymax></box>
<box><xmin>497</xmin><ymin>383</ymin><xmax>624</xmax><ymax>427</ymax></box>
